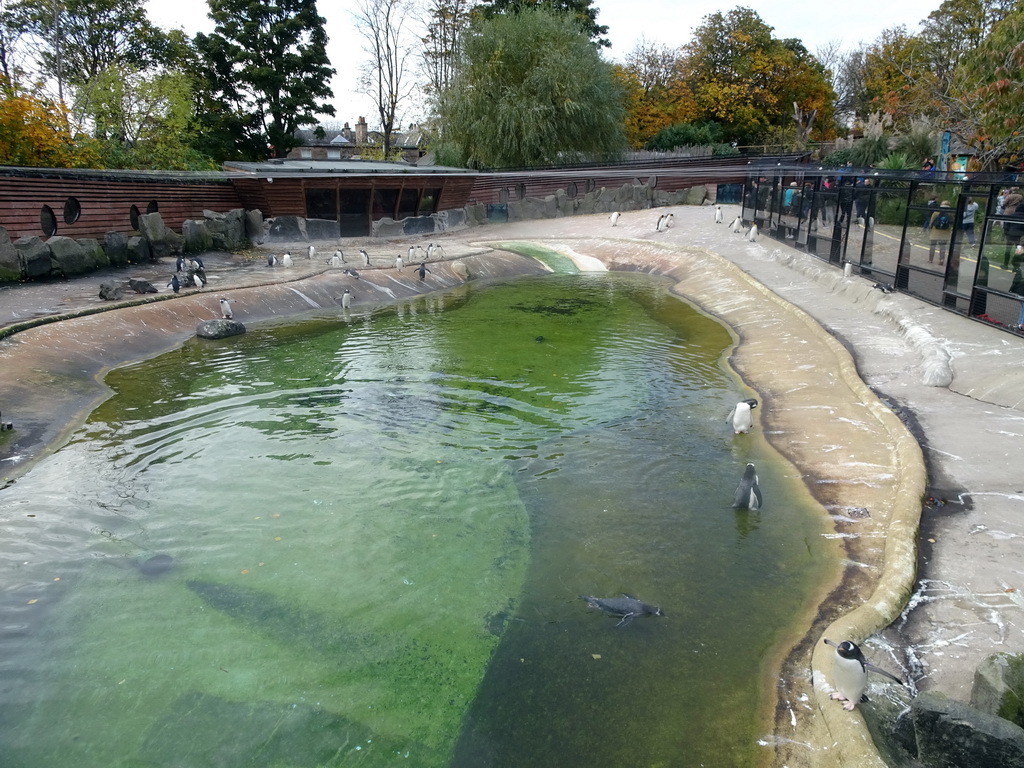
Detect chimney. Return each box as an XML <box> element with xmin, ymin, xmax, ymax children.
<box><xmin>355</xmin><ymin>117</ymin><xmax>368</xmax><ymax>145</ymax></box>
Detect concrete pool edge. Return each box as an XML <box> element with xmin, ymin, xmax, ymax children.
<box><xmin>0</xmin><ymin>242</ymin><xmax>920</xmax><ymax>766</ymax></box>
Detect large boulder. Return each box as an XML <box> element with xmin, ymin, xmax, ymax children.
<box><xmin>911</xmin><ymin>690</ymin><xmax>1024</xmax><ymax>767</ymax></box>
<box><xmin>77</xmin><ymin>238</ymin><xmax>110</xmax><ymax>269</ymax></box>
<box><xmin>13</xmin><ymin>235</ymin><xmax>50</xmax><ymax>279</ymax></box>
<box><xmin>182</xmin><ymin>219</ymin><xmax>214</xmax><ymax>253</ymax></box>
<box><xmin>244</xmin><ymin>209</ymin><xmax>264</xmax><ymax>244</ymax></box>
<box><xmin>47</xmin><ymin>236</ymin><xmax>95</xmax><ymax>276</ymax></box>
<box><xmin>266</xmin><ymin>215</ymin><xmax>308</xmax><ymax>242</ymax></box>
<box><xmin>220</xmin><ymin>208</ymin><xmax>248</xmax><ymax>249</ymax></box>
<box><xmin>304</xmin><ymin>217</ymin><xmax>340</xmax><ymax>241</ymax></box>
<box><xmin>138</xmin><ymin>211</ymin><xmax>173</xmax><ymax>259</ymax></box>
<box><xmin>197</xmin><ymin>318</ymin><xmax>246</xmax><ymax>339</ymax></box>
<box><xmin>104</xmin><ymin>231</ymin><xmax>129</xmax><ymax>267</ymax></box>
<box><xmin>126</xmin><ymin>236</ymin><xmax>151</xmax><ymax>264</ymax></box>
<box><xmin>0</xmin><ymin>226</ymin><xmax>20</xmax><ymax>281</ymax></box>
<box><xmin>973</xmin><ymin>653</ymin><xmax>1024</xmax><ymax>727</ymax></box>
<box><xmin>98</xmin><ymin>281</ymin><xmax>128</xmax><ymax>301</ymax></box>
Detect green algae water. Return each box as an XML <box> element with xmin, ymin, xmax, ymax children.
<box><xmin>0</xmin><ymin>273</ymin><xmax>832</xmax><ymax>767</ymax></box>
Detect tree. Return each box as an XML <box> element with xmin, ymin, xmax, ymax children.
<box><xmin>0</xmin><ymin>79</ymin><xmax>99</xmax><ymax>166</ymax></box>
<box><xmin>918</xmin><ymin>0</ymin><xmax>1018</xmax><ymax>96</ymax></box>
<box><xmin>354</xmin><ymin>0</ymin><xmax>415</xmax><ymax>158</ymax></box>
<box><xmin>438</xmin><ymin>6</ymin><xmax>625</xmax><ymax>168</ymax></box>
<box><xmin>194</xmin><ymin>0</ymin><xmax>335</xmax><ymax>160</ymax></box>
<box><xmin>472</xmin><ymin>0</ymin><xmax>609</xmax><ymax>47</ymax></box>
<box><xmin>418</xmin><ymin>0</ymin><xmax>472</xmax><ymax>106</ymax></box>
<box><xmin>680</xmin><ymin>8</ymin><xmax>836</xmax><ymax>144</ymax></box>
<box><xmin>615</xmin><ymin>39</ymin><xmax>696</xmax><ymax>148</ymax></box>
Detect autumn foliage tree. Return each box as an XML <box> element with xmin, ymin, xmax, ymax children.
<box><xmin>0</xmin><ymin>79</ymin><xmax>98</xmax><ymax>167</ymax></box>
<box><xmin>614</xmin><ymin>41</ymin><xmax>696</xmax><ymax>149</ymax></box>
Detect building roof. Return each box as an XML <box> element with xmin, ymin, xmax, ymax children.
<box><xmin>222</xmin><ymin>158</ymin><xmax>476</xmax><ymax>176</ymax></box>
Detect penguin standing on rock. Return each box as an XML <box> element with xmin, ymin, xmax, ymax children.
<box><xmin>167</xmin><ymin>274</ymin><xmax>180</xmax><ymax>294</ymax></box>
<box><xmin>823</xmin><ymin>638</ymin><xmax>904</xmax><ymax>710</ymax></box>
<box><xmin>726</xmin><ymin>398</ymin><xmax>758</xmax><ymax>434</ymax></box>
<box><xmin>176</xmin><ymin>255</ymin><xmax>186</xmax><ymax>272</ymax></box>
<box><xmin>732</xmin><ymin>463</ymin><xmax>763</xmax><ymax>510</ymax></box>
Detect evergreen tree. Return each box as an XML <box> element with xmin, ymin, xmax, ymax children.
<box><xmin>194</xmin><ymin>0</ymin><xmax>335</xmax><ymax>160</ymax></box>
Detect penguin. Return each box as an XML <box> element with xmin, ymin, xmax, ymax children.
<box><xmin>342</xmin><ymin>268</ymin><xmax>360</xmax><ymax>279</ymax></box>
<box><xmin>408</xmin><ymin>244</ymin><xmax>415</xmax><ymax>262</ymax></box>
<box><xmin>726</xmin><ymin>398</ymin><xmax>758</xmax><ymax>434</ymax></box>
<box><xmin>395</xmin><ymin>254</ymin><xmax>404</xmax><ymax>271</ymax></box>
<box><xmin>217</xmin><ymin>297</ymin><xmax>235</xmax><ymax>319</ymax></box>
<box><xmin>747</xmin><ymin>223</ymin><xmax>759</xmax><ymax>241</ymax></box>
<box><xmin>415</xmin><ymin>262</ymin><xmax>430</xmax><ymax>280</ymax></box>
<box><xmin>192</xmin><ymin>272</ymin><xmax>205</xmax><ymax>289</ymax></box>
<box><xmin>340</xmin><ymin>288</ymin><xmax>352</xmax><ymax>310</ymax></box>
<box><xmin>307</xmin><ymin>244</ymin><xmax>315</xmax><ymax>260</ymax></box>
<box><xmin>714</xmin><ymin>205</ymin><xmax>723</xmax><ymax>224</ymax></box>
<box><xmin>416</xmin><ymin>244</ymin><xmax>426</xmax><ymax>261</ymax></box>
<box><xmin>610</xmin><ymin>211</ymin><xmax>621</xmax><ymax>226</ymax></box>
<box><xmin>580</xmin><ymin>594</ymin><xmax>664</xmax><ymax>628</ymax></box>
<box><xmin>330</xmin><ymin>251</ymin><xmax>342</xmax><ymax>267</ymax></box>
<box><xmin>872</xmin><ymin>282</ymin><xmax>894</xmax><ymax>294</ymax></box>
<box><xmin>426</xmin><ymin>243</ymin><xmax>435</xmax><ymax>260</ymax></box>
<box><xmin>656</xmin><ymin>213</ymin><xmax>666</xmax><ymax>232</ymax></box>
<box><xmin>432</xmin><ymin>244</ymin><xmax>445</xmax><ymax>259</ymax></box>
<box><xmin>175</xmin><ymin>255</ymin><xmax>186</xmax><ymax>272</ymax></box>
<box><xmin>167</xmin><ymin>274</ymin><xmax>180</xmax><ymax>294</ymax></box>
<box><xmin>732</xmin><ymin>463</ymin><xmax>763</xmax><ymax>510</ymax></box>
<box><xmin>731</xmin><ymin>216</ymin><xmax>744</xmax><ymax>233</ymax></box>
<box><xmin>360</xmin><ymin>249</ymin><xmax>370</xmax><ymax>266</ymax></box>
<box><xmin>823</xmin><ymin>638</ymin><xmax>904</xmax><ymax>710</ymax></box>
<box><xmin>268</xmin><ymin>253</ymin><xmax>277</xmax><ymax>268</ymax></box>
<box><xmin>843</xmin><ymin>261</ymin><xmax>854</xmax><ymax>278</ymax></box>
<box><xmin>664</xmin><ymin>212</ymin><xmax>674</xmax><ymax>228</ymax></box>
<box><xmin>282</xmin><ymin>252</ymin><xmax>293</xmax><ymax>268</ymax></box>
<box><xmin>191</xmin><ymin>256</ymin><xmax>205</xmax><ymax>270</ymax></box>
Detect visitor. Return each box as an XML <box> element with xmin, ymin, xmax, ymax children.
<box><xmin>962</xmin><ymin>197</ymin><xmax>979</xmax><ymax>245</ymax></box>
<box><xmin>928</xmin><ymin>201</ymin><xmax>953</xmax><ymax>265</ymax></box>
<box><xmin>923</xmin><ymin>195</ymin><xmax>938</xmax><ymax>231</ymax></box>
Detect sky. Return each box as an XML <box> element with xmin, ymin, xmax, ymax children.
<box><xmin>146</xmin><ymin>0</ymin><xmax>942</xmax><ymax>130</ymax></box>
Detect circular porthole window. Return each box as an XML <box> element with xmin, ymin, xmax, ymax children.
<box><xmin>63</xmin><ymin>197</ymin><xmax>81</xmax><ymax>224</ymax></box>
<box><xmin>129</xmin><ymin>204</ymin><xmax>141</xmax><ymax>230</ymax></box>
<box><xmin>40</xmin><ymin>205</ymin><xmax>58</xmax><ymax>236</ymax></box>
<box><xmin>147</xmin><ymin>200</ymin><xmax>159</xmax><ymax>214</ymax></box>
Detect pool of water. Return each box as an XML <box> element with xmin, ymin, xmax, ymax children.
<box><xmin>0</xmin><ymin>272</ymin><xmax>832</xmax><ymax>767</ymax></box>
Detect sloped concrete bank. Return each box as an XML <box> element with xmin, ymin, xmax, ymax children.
<box><xmin>0</xmin><ymin>232</ymin><xmax>919</xmax><ymax>768</ymax></box>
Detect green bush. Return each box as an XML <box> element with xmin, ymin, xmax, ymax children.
<box><xmin>646</xmin><ymin>121</ymin><xmax>726</xmax><ymax>151</ymax></box>
<box><xmin>821</xmin><ymin>148</ymin><xmax>854</xmax><ymax>167</ymax></box>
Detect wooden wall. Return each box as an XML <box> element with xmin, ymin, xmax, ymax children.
<box><xmin>0</xmin><ymin>170</ymin><xmax>242</xmax><ymax>241</ymax></box>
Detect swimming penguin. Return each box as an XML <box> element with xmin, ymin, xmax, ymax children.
<box><xmin>307</xmin><ymin>244</ymin><xmax>315</xmax><ymax>260</ymax></box>
<box><xmin>610</xmin><ymin>211</ymin><xmax>620</xmax><ymax>226</ymax></box>
<box><xmin>359</xmin><ymin>249</ymin><xmax>370</xmax><ymax>266</ymax></box>
<box><xmin>580</xmin><ymin>594</ymin><xmax>664</xmax><ymax>628</ymax></box>
<box><xmin>726</xmin><ymin>398</ymin><xmax>759</xmax><ymax>434</ymax></box>
<box><xmin>395</xmin><ymin>254</ymin><xmax>404</xmax><ymax>271</ymax></box>
<box><xmin>282</xmin><ymin>252</ymin><xmax>293</xmax><ymax>268</ymax></box>
<box><xmin>268</xmin><ymin>253</ymin><xmax>277</xmax><ymax>267</ymax></box>
<box><xmin>731</xmin><ymin>216</ymin><xmax>744</xmax><ymax>233</ymax></box>
<box><xmin>715</xmin><ymin>205</ymin><xmax>723</xmax><ymax>224</ymax></box>
<box><xmin>823</xmin><ymin>638</ymin><xmax>904</xmax><ymax>710</ymax></box>
<box><xmin>747</xmin><ymin>223</ymin><xmax>759</xmax><ymax>241</ymax></box>
<box><xmin>732</xmin><ymin>463</ymin><xmax>763</xmax><ymax>510</ymax></box>
<box><xmin>416</xmin><ymin>262</ymin><xmax>430</xmax><ymax>280</ymax></box>
<box><xmin>168</xmin><ymin>274</ymin><xmax>180</xmax><ymax>294</ymax></box>
<box><xmin>217</xmin><ymin>297</ymin><xmax>235</xmax><ymax>319</ymax></box>
<box><xmin>340</xmin><ymin>288</ymin><xmax>352</xmax><ymax>309</ymax></box>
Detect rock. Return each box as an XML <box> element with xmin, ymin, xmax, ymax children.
<box><xmin>244</xmin><ymin>209</ymin><xmax>264</xmax><ymax>244</ymax></box>
<box><xmin>911</xmin><ymin>690</ymin><xmax>1024</xmax><ymax>767</ymax></box>
<box><xmin>451</xmin><ymin>261</ymin><xmax>470</xmax><ymax>280</ymax></box>
<box><xmin>98</xmin><ymin>281</ymin><xmax>128</xmax><ymax>301</ymax></box>
<box><xmin>266</xmin><ymin>215</ymin><xmax>308</xmax><ymax>242</ymax></box>
<box><xmin>48</xmin><ymin>235</ymin><xmax>95</xmax><ymax>276</ymax></box>
<box><xmin>128</xmin><ymin>278</ymin><xmax>158</xmax><ymax>294</ymax></box>
<box><xmin>0</xmin><ymin>226</ymin><xmax>21</xmax><ymax>281</ymax></box>
<box><xmin>13</xmin><ymin>235</ymin><xmax>51</xmax><ymax>279</ymax></box>
<box><xmin>973</xmin><ymin>653</ymin><xmax>1024</xmax><ymax>727</ymax></box>
<box><xmin>126</xmin><ymin>236</ymin><xmax>151</xmax><ymax>264</ymax></box>
<box><xmin>104</xmin><ymin>231</ymin><xmax>129</xmax><ymax>267</ymax></box>
<box><xmin>138</xmin><ymin>212</ymin><xmax>172</xmax><ymax>259</ymax></box>
<box><xmin>196</xmin><ymin>318</ymin><xmax>246</xmax><ymax>339</ymax></box>
<box><xmin>77</xmin><ymin>238</ymin><xmax>110</xmax><ymax>269</ymax></box>
<box><xmin>183</xmin><ymin>219</ymin><xmax>215</xmax><ymax>253</ymax></box>
<box><xmin>304</xmin><ymin>217</ymin><xmax>340</xmax><ymax>240</ymax></box>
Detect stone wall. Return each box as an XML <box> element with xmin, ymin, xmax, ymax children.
<box><xmin>0</xmin><ymin>208</ymin><xmax>262</xmax><ymax>284</ymax></box>
<box><xmin>371</xmin><ymin>181</ymin><xmax>709</xmax><ymax>238</ymax></box>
